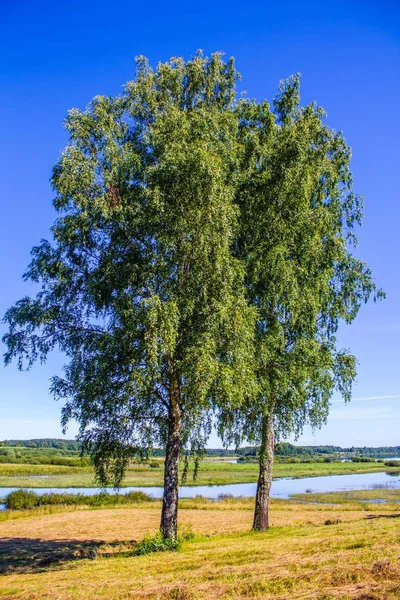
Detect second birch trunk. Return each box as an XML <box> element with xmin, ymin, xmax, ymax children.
<box><xmin>253</xmin><ymin>413</ymin><xmax>274</xmax><ymax>530</ymax></box>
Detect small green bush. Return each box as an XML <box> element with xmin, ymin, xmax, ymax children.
<box><xmin>180</xmin><ymin>525</ymin><xmax>195</xmax><ymax>542</ymax></box>
<box><xmin>122</xmin><ymin>491</ymin><xmax>153</xmax><ymax>503</ymax></box>
<box><xmin>134</xmin><ymin>526</ymin><xmax>195</xmax><ymax>556</ymax></box>
<box><xmin>134</xmin><ymin>531</ymin><xmax>180</xmax><ymax>555</ymax></box>
<box><xmin>5</xmin><ymin>489</ymin><xmax>39</xmax><ymax>510</ymax></box>
<box><xmin>384</xmin><ymin>460</ymin><xmax>400</xmax><ymax>467</ymax></box>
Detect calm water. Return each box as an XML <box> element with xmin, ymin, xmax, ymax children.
<box><xmin>0</xmin><ymin>471</ymin><xmax>398</xmax><ymax>505</ymax></box>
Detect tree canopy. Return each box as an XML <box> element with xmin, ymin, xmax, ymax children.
<box><xmin>216</xmin><ymin>73</ymin><xmax>382</xmax><ymax>529</ymax></box>
<box><xmin>3</xmin><ymin>52</ymin><xmax>257</xmax><ymax>538</ymax></box>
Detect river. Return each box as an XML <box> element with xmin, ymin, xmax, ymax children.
<box><xmin>0</xmin><ymin>470</ymin><xmax>399</xmax><ymax>508</ymax></box>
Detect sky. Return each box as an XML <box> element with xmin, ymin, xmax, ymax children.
<box><xmin>0</xmin><ymin>0</ymin><xmax>399</xmax><ymax>447</ymax></box>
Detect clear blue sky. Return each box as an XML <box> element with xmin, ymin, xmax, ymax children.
<box><xmin>0</xmin><ymin>0</ymin><xmax>399</xmax><ymax>446</ymax></box>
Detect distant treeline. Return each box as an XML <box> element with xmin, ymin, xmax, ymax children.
<box><xmin>0</xmin><ymin>439</ymin><xmax>81</xmax><ymax>451</ymax></box>
<box><xmin>1</xmin><ymin>439</ymin><xmax>399</xmax><ymax>459</ymax></box>
<box><xmin>232</xmin><ymin>443</ymin><xmax>400</xmax><ymax>458</ymax></box>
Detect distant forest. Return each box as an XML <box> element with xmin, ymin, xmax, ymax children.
<box><xmin>1</xmin><ymin>439</ymin><xmax>399</xmax><ymax>458</ymax></box>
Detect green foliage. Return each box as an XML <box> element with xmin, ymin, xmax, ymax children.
<box><xmin>217</xmin><ymin>73</ymin><xmax>382</xmax><ymax>449</ymax></box>
<box><xmin>0</xmin><ymin>443</ymin><xmax>90</xmax><ymax>466</ymax></box>
<box><xmin>1</xmin><ymin>439</ymin><xmax>82</xmax><ymax>451</ymax></box>
<box><xmin>134</xmin><ymin>531</ymin><xmax>181</xmax><ymax>555</ymax></box>
<box><xmin>2</xmin><ymin>52</ymin><xmax>257</xmax><ymax>490</ymax></box>
<box><xmin>5</xmin><ymin>490</ymin><xmax>38</xmax><ymax>510</ymax></box>
<box><xmin>5</xmin><ymin>489</ymin><xmax>152</xmax><ymax>510</ymax></box>
<box><xmin>134</xmin><ymin>526</ymin><xmax>194</xmax><ymax>555</ymax></box>
<box><xmin>0</xmin><ymin>455</ymin><xmax>90</xmax><ymax>467</ymax></box>
<box><xmin>1</xmin><ymin>439</ymin><xmax>398</xmax><ymax>459</ymax></box>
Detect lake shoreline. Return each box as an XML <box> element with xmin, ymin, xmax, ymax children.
<box><xmin>1</xmin><ymin>470</ymin><xmax>399</xmax><ymax>504</ymax></box>
<box><xmin>1</xmin><ymin>460</ymin><xmax>398</xmax><ymax>489</ymax></box>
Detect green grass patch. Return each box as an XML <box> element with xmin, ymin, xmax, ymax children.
<box><xmin>291</xmin><ymin>488</ymin><xmax>400</xmax><ymax>504</ymax></box>
<box><xmin>134</xmin><ymin>532</ymin><xmax>181</xmax><ymax>555</ymax></box>
<box><xmin>5</xmin><ymin>489</ymin><xmax>153</xmax><ymax>510</ymax></box>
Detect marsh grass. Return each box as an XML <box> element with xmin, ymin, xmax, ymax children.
<box><xmin>5</xmin><ymin>489</ymin><xmax>153</xmax><ymax>510</ymax></box>
<box><xmin>291</xmin><ymin>488</ymin><xmax>400</xmax><ymax>504</ymax></box>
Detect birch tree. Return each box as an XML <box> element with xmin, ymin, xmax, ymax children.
<box><xmin>3</xmin><ymin>53</ymin><xmax>256</xmax><ymax>540</ymax></box>
<box><xmin>217</xmin><ymin>75</ymin><xmax>382</xmax><ymax>530</ymax></box>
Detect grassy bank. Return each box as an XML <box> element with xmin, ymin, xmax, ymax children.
<box><xmin>291</xmin><ymin>488</ymin><xmax>400</xmax><ymax>504</ymax></box>
<box><xmin>1</xmin><ymin>459</ymin><xmax>399</xmax><ymax>489</ymax></box>
<box><xmin>1</xmin><ymin>489</ymin><xmax>400</xmax><ymax>518</ymax></box>
<box><xmin>0</xmin><ymin>493</ymin><xmax>399</xmax><ymax>599</ymax></box>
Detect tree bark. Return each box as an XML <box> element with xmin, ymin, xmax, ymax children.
<box><xmin>253</xmin><ymin>413</ymin><xmax>274</xmax><ymax>531</ymax></box>
<box><xmin>160</xmin><ymin>372</ymin><xmax>181</xmax><ymax>540</ymax></box>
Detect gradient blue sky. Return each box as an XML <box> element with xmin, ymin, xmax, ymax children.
<box><xmin>0</xmin><ymin>0</ymin><xmax>399</xmax><ymax>446</ymax></box>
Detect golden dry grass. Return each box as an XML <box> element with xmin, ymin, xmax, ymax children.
<box><xmin>0</xmin><ymin>501</ymin><xmax>390</xmax><ymax>541</ymax></box>
<box><xmin>0</xmin><ymin>499</ymin><xmax>399</xmax><ymax>600</ymax></box>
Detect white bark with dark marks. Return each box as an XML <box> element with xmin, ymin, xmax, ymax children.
<box><xmin>160</xmin><ymin>372</ymin><xmax>182</xmax><ymax>540</ymax></box>
<box><xmin>253</xmin><ymin>413</ymin><xmax>274</xmax><ymax>531</ymax></box>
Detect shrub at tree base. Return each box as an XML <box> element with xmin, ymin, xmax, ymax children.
<box><xmin>134</xmin><ymin>527</ymin><xmax>195</xmax><ymax>555</ymax></box>
<box><xmin>134</xmin><ymin>532</ymin><xmax>181</xmax><ymax>555</ymax></box>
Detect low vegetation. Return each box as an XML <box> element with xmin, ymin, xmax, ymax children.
<box><xmin>291</xmin><ymin>488</ymin><xmax>400</xmax><ymax>504</ymax></box>
<box><xmin>4</xmin><ymin>489</ymin><xmax>152</xmax><ymax>510</ymax></box>
<box><xmin>384</xmin><ymin>460</ymin><xmax>400</xmax><ymax>468</ymax></box>
<box><xmin>134</xmin><ymin>528</ymin><xmax>195</xmax><ymax>556</ymax></box>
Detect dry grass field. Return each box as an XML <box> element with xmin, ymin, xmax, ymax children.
<box><xmin>0</xmin><ymin>495</ymin><xmax>399</xmax><ymax>600</ymax></box>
